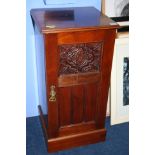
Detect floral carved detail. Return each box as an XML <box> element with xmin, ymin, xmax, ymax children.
<box><xmin>59</xmin><ymin>42</ymin><xmax>103</xmax><ymax>75</ymax></box>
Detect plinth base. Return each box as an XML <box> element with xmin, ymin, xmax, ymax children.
<box><xmin>38</xmin><ymin>105</ymin><xmax>107</xmax><ymax>153</ymax></box>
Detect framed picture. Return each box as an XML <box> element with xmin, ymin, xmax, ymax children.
<box><xmin>101</xmin><ymin>0</ymin><xmax>129</xmax><ymax>17</ymax></box>
<box><xmin>101</xmin><ymin>0</ymin><xmax>129</xmax><ymax>32</ymax></box>
<box><xmin>110</xmin><ymin>33</ymin><xmax>129</xmax><ymax>125</ymax></box>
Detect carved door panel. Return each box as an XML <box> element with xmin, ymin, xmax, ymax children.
<box><xmin>57</xmin><ymin>41</ymin><xmax>104</xmax><ymax>137</ymax></box>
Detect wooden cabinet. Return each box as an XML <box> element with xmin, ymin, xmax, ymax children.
<box><xmin>31</xmin><ymin>7</ymin><xmax>119</xmax><ymax>152</ymax></box>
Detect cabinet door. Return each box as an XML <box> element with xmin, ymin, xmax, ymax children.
<box><xmin>45</xmin><ymin>29</ymin><xmax>116</xmax><ymax>138</ymax></box>
<box><xmin>57</xmin><ymin>41</ymin><xmax>103</xmax><ymax>137</ymax></box>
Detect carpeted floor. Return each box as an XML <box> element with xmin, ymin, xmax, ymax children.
<box><xmin>26</xmin><ymin>116</ymin><xmax>129</xmax><ymax>155</ymax></box>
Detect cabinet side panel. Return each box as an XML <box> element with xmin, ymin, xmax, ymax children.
<box><xmin>34</xmin><ymin>25</ymin><xmax>47</xmax><ymax>117</ymax></box>
<box><xmin>95</xmin><ymin>29</ymin><xmax>116</xmax><ymax>128</ymax></box>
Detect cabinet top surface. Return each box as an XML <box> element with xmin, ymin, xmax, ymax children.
<box><xmin>31</xmin><ymin>7</ymin><xmax>119</xmax><ymax>34</ymax></box>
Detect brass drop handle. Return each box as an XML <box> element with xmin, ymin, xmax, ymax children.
<box><xmin>49</xmin><ymin>85</ymin><xmax>56</xmax><ymax>102</ymax></box>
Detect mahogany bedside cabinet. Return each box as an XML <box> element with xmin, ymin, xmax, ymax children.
<box><xmin>31</xmin><ymin>7</ymin><xmax>119</xmax><ymax>152</ymax></box>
